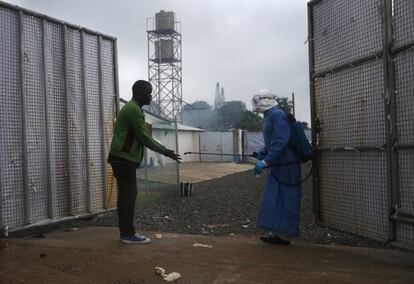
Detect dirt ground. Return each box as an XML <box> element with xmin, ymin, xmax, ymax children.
<box><xmin>1</xmin><ymin>227</ymin><xmax>414</xmax><ymax>284</ymax></box>
<box><xmin>2</xmin><ymin>162</ymin><xmax>414</xmax><ymax>283</ymax></box>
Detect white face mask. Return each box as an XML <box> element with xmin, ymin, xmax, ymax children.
<box><xmin>251</xmin><ymin>89</ymin><xmax>278</xmax><ymax>113</ymax></box>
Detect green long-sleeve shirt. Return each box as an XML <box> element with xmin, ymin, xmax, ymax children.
<box><xmin>108</xmin><ymin>100</ymin><xmax>168</xmax><ymax>164</ymax></box>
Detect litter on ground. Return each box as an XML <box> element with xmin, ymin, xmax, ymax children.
<box><xmin>192</xmin><ymin>243</ymin><xmax>213</xmax><ymax>248</ymax></box>
<box><xmin>155</xmin><ymin>266</ymin><xmax>182</xmax><ymax>282</ymax></box>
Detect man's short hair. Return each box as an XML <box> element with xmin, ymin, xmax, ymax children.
<box><xmin>132</xmin><ymin>80</ymin><xmax>152</xmax><ymax>99</ymax></box>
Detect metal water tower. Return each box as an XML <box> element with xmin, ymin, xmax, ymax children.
<box><xmin>147</xmin><ymin>10</ymin><xmax>182</xmax><ymax>122</ymax></box>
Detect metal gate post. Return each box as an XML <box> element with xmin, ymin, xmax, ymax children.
<box><xmin>63</xmin><ymin>25</ymin><xmax>73</xmax><ymax>216</ymax></box>
<box><xmin>307</xmin><ymin>2</ymin><xmax>320</xmax><ymax>219</ymax></box>
<box><xmin>81</xmin><ymin>31</ymin><xmax>92</xmax><ymax>213</ymax></box>
<box><xmin>42</xmin><ymin>18</ymin><xmax>54</xmax><ymax>219</ymax></box>
<box><xmin>98</xmin><ymin>36</ymin><xmax>108</xmax><ymax>209</ymax></box>
<box><xmin>113</xmin><ymin>38</ymin><xmax>120</xmax><ymax>115</ymax></box>
<box><xmin>19</xmin><ymin>11</ymin><xmax>31</xmax><ymax>224</ymax></box>
<box><xmin>382</xmin><ymin>0</ymin><xmax>399</xmax><ymax>242</ymax></box>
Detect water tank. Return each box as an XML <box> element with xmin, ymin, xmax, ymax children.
<box><xmin>155</xmin><ymin>10</ymin><xmax>175</xmax><ymax>31</ymax></box>
<box><xmin>155</xmin><ymin>39</ymin><xmax>174</xmax><ymax>61</ymax></box>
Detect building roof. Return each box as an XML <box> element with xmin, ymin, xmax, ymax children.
<box><xmin>119</xmin><ymin>98</ymin><xmax>171</xmax><ymax>124</ymax></box>
<box><xmin>119</xmin><ymin>98</ymin><xmax>205</xmax><ymax>132</ymax></box>
<box><xmin>152</xmin><ymin>123</ymin><xmax>205</xmax><ymax>132</ymax></box>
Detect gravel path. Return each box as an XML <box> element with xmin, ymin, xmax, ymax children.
<box><xmin>131</xmin><ymin>163</ymin><xmax>384</xmax><ymax>248</ymax></box>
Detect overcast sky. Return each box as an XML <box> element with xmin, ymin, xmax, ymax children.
<box><xmin>7</xmin><ymin>0</ymin><xmax>311</xmax><ymax>123</ymax></box>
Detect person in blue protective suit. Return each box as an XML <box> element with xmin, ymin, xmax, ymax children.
<box><xmin>251</xmin><ymin>88</ymin><xmax>302</xmax><ymax>245</ymax></box>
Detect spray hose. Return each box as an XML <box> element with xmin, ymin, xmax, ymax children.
<box><xmin>184</xmin><ymin>151</ymin><xmax>312</xmax><ymax>186</ymax></box>
<box><xmin>184</xmin><ymin>152</ymin><xmax>254</xmax><ymax>157</ymax></box>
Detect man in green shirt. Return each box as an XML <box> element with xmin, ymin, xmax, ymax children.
<box><xmin>108</xmin><ymin>80</ymin><xmax>181</xmax><ymax>244</ymax></box>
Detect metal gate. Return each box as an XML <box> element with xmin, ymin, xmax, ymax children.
<box><xmin>0</xmin><ymin>2</ymin><xmax>119</xmax><ymax>231</ymax></box>
<box><xmin>308</xmin><ymin>0</ymin><xmax>414</xmax><ymax>250</ymax></box>
<box><xmin>199</xmin><ymin>132</ymin><xmax>233</xmax><ymax>162</ymax></box>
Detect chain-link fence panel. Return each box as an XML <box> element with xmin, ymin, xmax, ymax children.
<box><xmin>101</xmin><ymin>39</ymin><xmax>117</xmax><ymax>209</ymax></box>
<box><xmin>314</xmin><ymin>59</ymin><xmax>385</xmax><ymax>147</ymax></box>
<box><xmin>45</xmin><ymin>21</ymin><xmax>69</xmax><ymax>218</ymax></box>
<box><xmin>138</xmin><ymin>127</ymin><xmax>179</xmax><ymax>192</ymax></box>
<box><xmin>84</xmin><ymin>33</ymin><xmax>104</xmax><ymax>212</ymax></box>
<box><xmin>393</xmin><ymin>0</ymin><xmax>414</xmax><ymax>48</ymax></box>
<box><xmin>394</xmin><ymin>48</ymin><xmax>414</xmax><ymax>212</ymax></box>
<box><xmin>394</xmin><ymin>49</ymin><xmax>414</xmax><ymax>144</ymax></box>
<box><xmin>318</xmin><ymin>151</ymin><xmax>388</xmax><ymax>241</ymax></box>
<box><xmin>398</xmin><ymin>150</ymin><xmax>414</xmax><ymax>212</ymax></box>
<box><xmin>311</xmin><ymin>0</ymin><xmax>414</xmax><ymax>249</ymax></box>
<box><xmin>393</xmin><ymin>0</ymin><xmax>414</xmax><ymax>249</ymax></box>
<box><xmin>0</xmin><ymin>2</ymin><xmax>118</xmax><ymax>230</ymax></box>
<box><xmin>396</xmin><ymin>223</ymin><xmax>414</xmax><ymax>248</ymax></box>
<box><xmin>67</xmin><ymin>28</ymin><xmax>88</xmax><ymax>215</ymax></box>
<box><xmin>312</xmin><ymin>0</ymin><xmax>383</xmax><ymax>74</ymax></box>
<box><xmin>23</xmin><ymin>15</ymin><xmax>49</xmax><ymax>223</ymax></box>
<box><xmin>0</xmin><ymin>7</ymin><xmax>24</xmax><ymax>228</ymax></box>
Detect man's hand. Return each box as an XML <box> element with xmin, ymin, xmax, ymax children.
<box><xmin>164</xmin><ymin>149</ymin><xmax>182</xmax><ymax>163</ymax></box>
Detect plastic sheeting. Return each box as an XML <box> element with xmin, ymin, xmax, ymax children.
<box><xmin>242</xmin><ymin>131</ymin><xmax>264</xmax><ymax>163</ymax></box>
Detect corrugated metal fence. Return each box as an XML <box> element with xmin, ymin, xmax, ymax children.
<box><xmin>0</xmin><ymin>2</ymin><xmax>119</xmax><ymax>231</ymax></box>
<box><xmin>308</xmin><ymin>0</ymin><xmax>414</xmax><ymax>250</ymax></box>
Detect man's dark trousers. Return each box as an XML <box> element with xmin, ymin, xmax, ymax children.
<box><xmin>110</xmin><ymin>161</ymin><xmax>138</xmax><ymax>238</ymax></box>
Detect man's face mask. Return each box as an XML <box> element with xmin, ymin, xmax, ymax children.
<box><xmin>251</xmin><ymin>91</ymin><xmax>278</xmax><ymax>113</ymax></box>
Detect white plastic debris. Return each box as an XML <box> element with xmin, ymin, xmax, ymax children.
<box><xmin>192</xmin><ymin>243</ymin><xmax>213</xmax><ymax>248</ymax></box>
<box><xmin>163</xmin><ymin>272</ymin><xmax>182</xmax><ymax>282</ymax></box>
<box><xmin>155</xmin><ymin>233</ymin><xmax>163</xmax><ymax>239</ymax></box>
<box><xmin>155</xmin><ymin>267</ymin><xmax>182</xmax><ymax>282</ymax></box>
<box><xmin>155</xmin><ymin>266</ymin><xmax>166</xmax><ymax>276</ymax></box>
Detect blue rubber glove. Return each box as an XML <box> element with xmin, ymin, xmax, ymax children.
<box><xmin>254</xmin><ymin>160</ymin><xmax>267</xmax><ymax>177</ymax></box>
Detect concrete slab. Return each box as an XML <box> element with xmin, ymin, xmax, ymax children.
<box><xmin>139</xmin><ymin>162</ymin><xmax>253</xmax><ymax>184</ymax></box>
<box><xmin>1</xmin><ymin>227</ymin><xmax>413</xmax><ymax>283</ymax></box>
<box><xmin>179</xmin><ymin>162</ymin><xmax>252</xmax><ymax>183</ymax></box>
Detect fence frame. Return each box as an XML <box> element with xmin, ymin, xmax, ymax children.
<box><xmin>0</xmin><ymin>0</ymin><xmax>119</xmax><ymax>231</ymax></box>
<box><xmin>308</xmin><ymin>0</ymin><xmax>414</xmax><ymax>249</ymax></box>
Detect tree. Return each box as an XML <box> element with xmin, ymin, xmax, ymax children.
<box><xmin>183</xmin><ymin>101</ymin><xmax>211</xmax><ymax>112</ymax></box>
<box><xmin>182</xmin><ymin>100</ymin><xmax>263</xmax><ymax>131</ymax></box>
<box><xmin>275</xmin><ymin>96</ymin><xmax>294</xmax><ymax>114</ymax></box>
<box><xmin>216</xmin><ymin>101</ymin><xmax>246</xmax><ymax>130</ymax></box>
<box><xmin>239</xmin><ymin>110</ymin><xmax>263</xmax><ymax>131</ymax></box>
<box><xmin>181</xmin><ymin>101</ymin><xmax>218</xmax><ymax>130</ymax></box>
